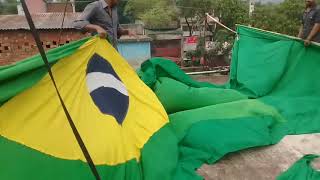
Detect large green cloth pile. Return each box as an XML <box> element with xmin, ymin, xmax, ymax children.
<box><xmin>138</xmin><ymin>25</ymin><xmax>320</xmax><ymax>179</ymax></box>
<box><xmin>0</xmin><ymin>25</ymin><xmax>319</xmax><ymax>180</ymax></box>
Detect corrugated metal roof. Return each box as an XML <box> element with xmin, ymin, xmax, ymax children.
<box><xmin>0</xmin><ymin>13</ymin><xmax>81</xmax><ymax>30</ymax></box>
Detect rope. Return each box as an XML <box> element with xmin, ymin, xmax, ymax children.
<box><xmin>206</xmin><ymin>13</ymin><xmax>237</xmax><ymax>34</ymax></box>
<box><xmin>57</xmin><ymin>0</ymin><xmax>69</xmax><ymax>46</ymax></box>
<box><xmin>20</xmin><ymin>1</ymin><xmax>101</xmax><ymax>179</ymax></box>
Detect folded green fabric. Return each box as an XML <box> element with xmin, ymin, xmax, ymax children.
<box><xmin>277</xmin><ymin>155</ymin><xmax>320</xmax><ymax>180</ymax></box>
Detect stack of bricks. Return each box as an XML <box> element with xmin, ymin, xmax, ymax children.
<box><xmin>0</xmin><ymin>29</ymin><xmax>88</xmax><ymax>66</ymax></box>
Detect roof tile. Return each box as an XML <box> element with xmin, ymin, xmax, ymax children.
<box><xmin>0</xmin><ymin>13</ymin><xmax>81</xmax><ymax>30</ymax></box>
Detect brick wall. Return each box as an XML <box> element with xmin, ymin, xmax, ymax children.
<box><xmin>0</xmin><ymin>30</ymin><xmax>88</xmax><ymax>66</ymax></box>
<box><xmin>152</xmin><ymin>39</ymin><xmax>182</xmax><ymax>57</ymax></box>
<box><xmin>26</xmin><ymin>0</ymin><xmax>47</xmax><ymax>13</ymax></box>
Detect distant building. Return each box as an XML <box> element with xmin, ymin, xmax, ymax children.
<box><xmin>45</xmin><ymin>0</ymin><xmax>75</xmax><ymax>13</ymax></box>
<box><xmin>17</xmin><ymin>0</ymin><xmax>47</xmax><ymax>15</ymax></box>
<box><xmin>17</xmin><ymin>0</ymin><xmax>75</xmax><ymax>15</ymax></box>
<box><xmin>180</xmin><ymin>17</ymin><xmax>215</xmax><ymax>37</ymax></box>
<box><xmin>145</xmin><ymin>28</ymin><xmax>183</xmax><ymax>64</ymax></box>
<box><xmin>0</xmin><ymin>13</ymin><xmax>151</xmax><ymax>67</ymax></box>
<box><xmin>0</xmin><ymin>13</ymin><xmax>85</xmax><ymax>65</ymax></box>
<box><xmin>1</xmin><ymin>1</ymin><xmax>152</xmax><ymax>67</ymax></box>
<box><xmin>180</xmin><ymin>17</ymin><xmax>216</xmax><ymax>61</ymax></box>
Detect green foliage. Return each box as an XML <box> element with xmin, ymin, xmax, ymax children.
<box><xmin>74</xmin><ymin>0</ymin><xmax>94</xmax><ymax>12</ymax></box>
<box><xmin>0</xmin><ymin>0</ymin><xmax>17</xmax><ymax>15</ymax></box>
<box><xmin>212</xmin><ymin>0</ymin><xmax>249</xmax><ymax>29</ymax></box>
<box><xmin>214</xmin><ymin>29</ymin><xmax>234</xmax><ymax>43</ymax></box>
<box><xmin>196</xmin><ymin>37</ymin><xmax>206</xmax><ymax>57</ymax></box>
<box><xmin>125</xmin><ymin>0</ymin><xmax>178</xmax><ymax>29</ymax></box>
<box><xmin>139</xmin><ymin>2</ymin><xmax>178</xmax><ymax>29</ymax></box>
<box><xmin>178</xmin><ymin>0</ymin><xmax>247</xmax><ymax>31</ymax></box>
<box><xmin>251</xmin><ymin>0</ymin><xmax>305</xmax><ymax>36</ymax></box>
<box><xmin>118</xmin><ymin>0</ymin><xmax>134</xmax><ymax>24</ymax></box>
<box><xmin>177</xmin><ymin>0</ymin><xmax>249</xmax><ymax>37</ymax></box>
<box><xmin>176</xmin><ymin>0</ymin><xmax>306</xmax><ymax>36</ymax></box>
<box><xmin>185</xmin><ymin>37</ymin><xmax>205</xmax><ymax>62</ymax></box>
<box><xmin>176</xmin><ymin>0</ymin><xmax>214</xmax><ymax>18</ymax></box>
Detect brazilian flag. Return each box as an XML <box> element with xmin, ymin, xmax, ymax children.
<box><xmin>1</xmin><ymin>26</ymin><xmax>320</xmax><ymax>180</ymax></box>
<box><xmin>0</xmin><ymin>37</ymin><xmax>168</xmax><ymax>179</ymax></box>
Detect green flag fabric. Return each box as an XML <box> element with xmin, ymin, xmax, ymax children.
<box><xmin>138</xmin><ymin>25</ymin><xmax>320</xmax><ymax>179</ymax></box>
<box><xmin>0</xmin><ymin>37</ymin><xmax>91</xmax><ymax>106</ymax></box>
<box><xmin>230</xmin><ymin>26</ymin><xmax>320</xmax><ymax>135</ymax></box>
<box><xmin>1</xmin><ymin>25</ymin><xmax>320</xmax><ymax>180</ymax></box>
<box><xmin>277</xmin><ymin>155</ymin><xmax>320</xmax><ymax>180</ymax></box>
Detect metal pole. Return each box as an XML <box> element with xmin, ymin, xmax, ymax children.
<box><xmin>206</xmin><ymin>13</ymin><xmax>237</xmax><ymax>34</ymax></box>
<box><xmin>20</xmin><ymin>1</ymin><xmax>101</xmax><ymax>179</ymax></box>
<box><xmin>249</xmin><ymin>0</ymin><xmax>255</xmax><ymax>18</ymax></box>
<box><xmin>186</xmin><ymin>66</ymin><xmax>230</xmax><ymax>75</ymax></box>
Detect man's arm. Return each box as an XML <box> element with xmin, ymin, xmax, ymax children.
<box><xmin>117</xmin><ymin>24</ymin><xmax>129</xmax><ymax>39</ymax></box>
<box><xmin>306</xmin><ymin>23</ymin><xmax>320</xmax><ymax>41</ymax></box>
<box><xmin>84</xmin><ymin>24</ymin><xmax>107</xmax><ymax>38</ymax></box>
<box><xmin>117</xmin><ymin>28</ymin><xmax>129</xmax><ymax>38</ymax></box>
<box><xmin>73</xmin><ymin>3</ymin><xmax>107</xmax><ymax>38</ymax></box>
<box><xmin>305</xmin><ymin>9</ymin><xmax>320</xmax><ymax>46</ymax></box>
<box><xmin>117</xmin><ymin>25</ymin><xmax>138</xmax><ymax>39</ymax></box>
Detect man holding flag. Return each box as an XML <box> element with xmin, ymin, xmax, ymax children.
<box><xmin>298</xmin><ymin>0</ymin><xmax>320</xmax><ymax>46</ymax></box>
<box><xmin>74</xmin><ymin>0</ymin><xmax>135</xmax><ymax>48</ymax></box>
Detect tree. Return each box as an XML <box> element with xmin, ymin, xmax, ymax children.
<box><xmin>125</xmin><ymin>0</ymin><xmax>178</xmax><ymax>29</ymax></box>
<box><xmin>176</xmin><ymin>0</ymin><xmax>214</xmax><ymax>36</ymax></box>
<box><xmin>0</xmin><ymin>0</ymin><xmax>18</xmax><ymax>15</ymax></box>
<box><xmin>251</xmin><ymin>0</ymin><xmax>304</xmax><ymax>36</ymax></box>
<box><xmin>212</xmin><ymin>0</ymin><xmax>249</xmax><ymax>30</ymax></box>
<box><xmin>74</xmin><ymin>0</ymin><xmax>94</xmax><ymax>12</ymax></box>
<box><xmin>176</xmin><ymin>0</ymin><xmax>249</xmax><ymax>37</ymax></box>
<box><xmin>118</xmin><ymin>0</ymin><xmax>134</xmax><ymax>24</ymax></box>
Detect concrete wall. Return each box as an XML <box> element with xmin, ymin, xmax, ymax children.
<box><xmin>118</xmin><ymin>41</ymin><xmax>151</xmax><ymax>68</ymax></box>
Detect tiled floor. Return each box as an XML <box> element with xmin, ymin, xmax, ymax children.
<box><xmin>198</xmin><ymin>134</ymin><xmax>320</xmax><ymax>180</ymax></box>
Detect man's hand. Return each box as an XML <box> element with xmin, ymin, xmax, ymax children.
<box><xmin>304</xmin><ymin>39</ymin><xmax>312</xmax><ymax>47</ymax></box>
<box><xmin>304</xmin><ymin>23</ymin><xmax>320</xmax><ymax>47</ymax></box>
<box><xmin>84</xmin><ymin>24</ymin><xmax>107</xmax><ymax>38</ymax></box>
<box><xmin>95</xmin><ymin>26</ymin><xmax>107</xmax><ymax>38</ymax></box>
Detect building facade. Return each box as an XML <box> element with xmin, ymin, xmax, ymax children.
<box><xmin>17</xmin><ymin>0</ymin><xmax>75</xmax><ymax>15</ymax></box>
<box><xmin>0</xmin><ymin>13</ymin><xmax>151</xmax><ymax>67</ymax></box>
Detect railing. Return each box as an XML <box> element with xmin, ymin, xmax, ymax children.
<box><xmin>186</xmin><ymin>66</ymin><xmax>230</xmax><ymax>75</ymax></box>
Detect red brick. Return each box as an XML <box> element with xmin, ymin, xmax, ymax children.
<box><xmin>0</xmin><ymin>29</ymin><xmax>87</xmax><ymax>65</ymax></box>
